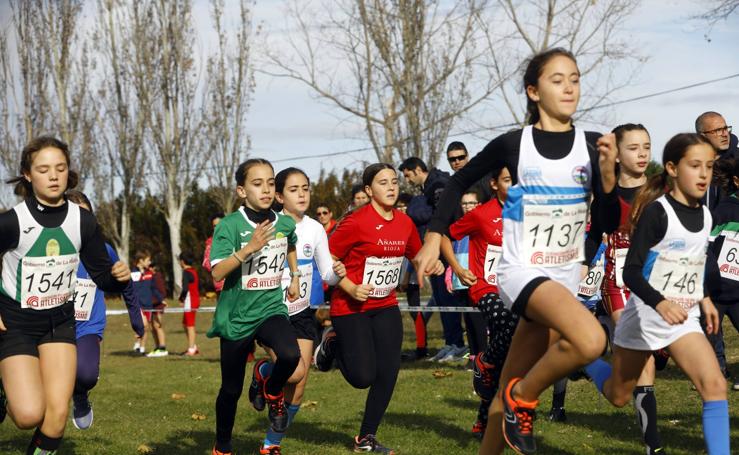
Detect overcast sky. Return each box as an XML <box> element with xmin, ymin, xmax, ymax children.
<box><xmin>2</xmin><ymin>0</ymin><xmax>738</xmax><ymax>183</ymax></box>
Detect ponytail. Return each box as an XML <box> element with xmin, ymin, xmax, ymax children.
<box><xmin>625</xmin><ymin>170</ymin><xmax>668</xmax><ymax>236</ymax></box>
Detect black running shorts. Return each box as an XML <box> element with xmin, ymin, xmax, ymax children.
<box><xmin>289</xmin><ymin>308</ymin><xmax>317</xmax><ymax>341</ymax></box>
<box><xmin>0</xmin><ymin>300</ymin><xmax>76</xmax><ymax>360</ymax></box>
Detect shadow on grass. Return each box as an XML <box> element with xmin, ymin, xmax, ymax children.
<box><xmin>150</xmin><ymin>429</ymin><xmax>262</xmax><ymax>454</ymax></box>
<box><xmin>0</xmin><ymin>433</ymin><xmax>110</xmax><ymax>455</ymax></box>
<box><xmin>105</xmin><ymin>350</ymin><xmax>220</xmax><ymax>363</ymax></box>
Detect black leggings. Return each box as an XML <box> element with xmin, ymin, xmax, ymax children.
<box><xmin>333</xmin><ymin>305</ymin><xmax>403</xmax><ymax>438</ymax></box>
<box><xmin>215</xmin><ymin>315</ymin><xmax>300</xmax><ymax>445</ymax></box>
<box><xmin>478</xmin><ymin>293</ymin><xmax>519</xmax><ymax>393</ymax></box>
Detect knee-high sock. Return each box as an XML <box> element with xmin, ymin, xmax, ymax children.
<box><xmin>584</xmin><ymin>358</ymin><xmax>612</xmax><ymax>394</ymax></box>
<box><xmin>703</xmin><ymin>400</ymin><xmax>730</xmax><ymax>455</ymax></box>
<box><xmin>552</xmin><ymin>378</ymin><xmax>567</xmax><ymax>409</ymax></box>
<box><xmin>633</xmin><ymin>385</ymin><xmax>662</xmax><ymax>451</ymax></box>
<box><xmin>264</xmin><ymin>403</ymin><xmax>301</xmax><ymax>447</ymax></box>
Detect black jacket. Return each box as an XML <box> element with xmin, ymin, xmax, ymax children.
<box><xmin>708</xmin><ymin>192</ymin><xmax>739</xmax><ymax>305</ymax></box>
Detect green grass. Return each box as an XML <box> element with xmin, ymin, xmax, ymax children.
<box><xmin>1</xmin><ymin>298</ymin><xmax>738</xmax><ymax>454</ymax></box>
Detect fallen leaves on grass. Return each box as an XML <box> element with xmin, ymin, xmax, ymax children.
<box><xmin>192</xmin><ymin>412</ymin><xmax>207</xmax><ymax>420</ymax></box>
<box><xmin>171</xmin><ymin>393</ymin><xmax>186</xmax><ymax>400</ymax></box>
<box><xmin>137</xmin><ymin>444</ymin><xmax>154</xmax><ymax>454</ymax></box>
<box><xmin>302</xmin><ymin>400</ymin><xmax>318</xmax><ymax>409</ymax></box>
<box><xmin>432</xmin><ymin>370</ymin><xmax>452</xmax><ymax>379</ymax></box>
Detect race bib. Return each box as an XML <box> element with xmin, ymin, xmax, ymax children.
<box><xmin>522</xmin><ymin>197</ymin><xmax>587</xmax><ymax>267</ymax></box>
<box><xmin>363</xmin><ymin>256</ymin><xmax>403</xmax><ymax>298</ymax></box>
<box><xmin>648</xmin><ymin>251</ymin><xmax>705</xmax><ymax>310</ymax></box>
<box><xmin>282</xmin><ymin>263</ymin><xmax>313</xmax><ymax>314</ymax></box>
<box><xmin>484</xmin><ymin>244</ymin><xmax>503</xmax><ymax>285</ymax></box>
<box><xmin>241</xmin><ymin>237</ymin><xmax>288</xmax><ymax>290</ymax></box>
<box><xmin>578</xmin><ymin>257</ymin><xmax>605</xmax><ymax>297</ymax></box>
<box><xmin>614</xmin><ymin>248</ymin><xmax>628</xmax><ymax>288</ymax></box>
<box><xmin>74</xmin><ymin>278</ymin><xmax>98</xmax><ymax>321</ymax></box>
<box><xmin>717</xmin><ymin>236</ymin><xmax>739</xmax><ymax>282</ymax></box>
<box><xmin>20</xmin><ymin>254</ymin><xmax>79</xmax><ymax>310</ymax></box>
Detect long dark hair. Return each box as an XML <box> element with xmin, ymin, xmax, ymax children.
<box><xmin>6</xmin><ymin>136</ymin><xmax>79</xmax><ymax>197</ymax></box>
<box><xmin>523</xmin><ymin>48</ymin><xmax>578</xmax><ymax>125</ymax></box>
<box><xmin>626</xmin><ymin>133</ymin><xmax>713</xmax><ymax>235</ymax></box>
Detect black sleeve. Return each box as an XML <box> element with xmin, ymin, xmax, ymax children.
<box><xmin>585</xmin><ymin>132</ymin><xmax>620</xmax><ymax>235</ymax></box>
<box><xmin>0</xmin><ymin>209</ymin><xmax>20</xmax><ymax>253</ymax></box>
<box><xmin>622</xmin><ymin>202</ymin><xmax>668</xmax><ymax>308</ymax></box>
<box><xmin>179</xmin><ymin>270</ymin><xmax>193</xmax><ymax>301</ymax></box>
<box><xmin>428</xmin><ymin>133</ymin><xmax>514</xmax><ymax>234</ymax></box>
<box><xmin>79</xmin><ymin>210</ymin><xmax>127</xmax><ymax>293</ymax></box>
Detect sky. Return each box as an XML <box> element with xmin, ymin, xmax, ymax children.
<box><xmin>1</xmin><ymin>0</ymin><xmax>738</xmax><ymax>184</ymax></box>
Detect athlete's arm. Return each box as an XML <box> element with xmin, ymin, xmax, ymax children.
<box><xmin>179</xmin><ymin>270</ymin><xmax>192</xmax><ymax>302</ymax></box>
<box><xmin>440</xmin><ymin>235</ymin><xmax>476</xmax><ymax>286</ymax></box>
<box><xmin>588</xmin><ymin>132</ymin><xmax>620</xmax><ymax>235</ymax></box>
<box><xmin>313</xmin><ymin>226</ymin><xmax>341</xmax><ymax>285</ymax></box>
<box><xmin>286</xmin><ymin>245</ymin><xmax>300</xmax><ymax>301</ymax></box>
<box><xmin>212</xmin><ymin>219</ymin><xmax>274</xmax><ymax>282</ymax></box>
<box><xmin>0</xmin><ymin>210</ymin><xmax>20</xmax><ymax>253</ymax></box>
<box><xmin>80</xmin><ymin>211</ymin><xmax>129</xmax><ymax>292</ymax></box>
<box><xmin>622</xmin><ymin>202</ymin><xmax>669</xmax><ymax>309</ymax></box>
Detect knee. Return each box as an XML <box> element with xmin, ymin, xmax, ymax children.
<box><xmin>697</xmin><ymin>374</ymin><xmax>727</xmax><ymax>400</ymax></box>
<box><xmin>76</xmin><ymin>369</ymin><xmax>99</xmax><ymax>392</ymax></box>
<box><xmin>572</xmin><ymin>327</ymin><xmax>607</xmax><ymax>363</ymax></box>
<box><xmin>9</xmin><ymin>404</ymin><xmax>44</xmax><ymax>430</ymax></box>
<box><xmin>610</xmin><ymin>390</ymin><xmax>632</xmax><ymax>408</ymax></box>
<box><xmin>279</xmin><ymin>346</ymin><xmax>301</xmax><ymax>372</ymax></box>
<box><xmin>287</xmin><ymin>360</ymin><xmax>306</xmax><ymax>384</ymax></box>
<box><xmin>345</xmin><ymin>370</ymin><xmax>374</xmax><ymax>389</ymax></box>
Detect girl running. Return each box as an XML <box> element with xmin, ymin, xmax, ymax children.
<box><xmin>64</xmin><ymin>190</ymin><xmax>145</xmax><ymax>431</ymax></box>
<box><xmin>0</xmin><ymin>136</ymin><xmax>131</xmax><ymax>455</ymax></box>
<box><xmin>314</xmin><ymin>163</ymin><xmax>444</xmax><ymax>454</ymax></box>
<box><xmin>440</xmin><ymin>167</ymin><xmax>518</xmax><ymax>438</ymax></box>
<box><xmin>208</xmin><ymin>158</ymin><xmax>302</xmax><ymax>455</ymax></box>
<box><xmin>249</xmin><ymin>167</ymin><xmax>344</xmax><ymax>455</ymax></box>
<box><xmin>413</xmin><ymin>48</ymin><xmax>620</xmax><ymax>455</ymax></box>
<box><xmin>584</xmin><ymin>133</ymin><xmax>730</xmax><ymax>455</ymax></box>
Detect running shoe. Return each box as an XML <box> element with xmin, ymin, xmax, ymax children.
<box><xmin>353</xmin><ymin>434</ymin><xmax>395</xmax><ymax>454</ymax></box>
<box><xmin>547</xmin><ymin>406</ymin><xmax>566</xmax><ymax>423</ymax></box>
<box><xmin>249</xmin><ymin>359</ymin><xmax>268</xmax><ymax>411</ymax></box>
<box><xmin>212</xmin><ymin>447</ymin><xmax>232</xmax><ymax>455</ymax></box>
<box><xmin>653</xmin><ymin>349</ymin><xmax>670</xmax><ymax>371</ymax></box>
<box><xmin>260</xmin><ymin>445</ymin><xmax>282</xmax><ymax>455</ymax></box>
<box><xmin>439</xmin><ymin>345</ymin><xmax>468</xmax><ymax>363</ymax></box>
<box><xmin>473</xmin><ymin>354</ymin><xmax>496</xmax><ymax>401</ymax></box>
<box><xmin>0</xmin><ymin>381</ymin><xmax>6</xmax><ymax>424</ymax></box>
<box><xmin>72</xmin><ymin>395</ymin><xmax>94</xmax><ymax>430</ymax></box>
<box><xmin>146</xmin><ymin>348</ymin><xmax>169</xmax><ymax>358</ymax></box>
<box><xmin>133</xmin><ymin>341</ymin><xmax>141</xmax><ymax>352</ymax></box>
<box><xmin>501</xmin><ymin>377</ymin><xmax>538</xmax><ymax>455</ymax></box>
<box><xmin>265</xmin><ymin>391</ymin><xmax>288</xmax><ymax>432</ymax></box>
<box><xmin>428</xmin><ymin>344</ymin><xmax>453</xmax><ymax>362</ymax></box>
<box><xmin>471</xmin><ymin>419</ymin><xmax>486</xmax><ymax>438</ymax></box>
<box><xmin>313</xmin><ymin>326</ymin><xmax>336</xmax><ymax>372</ymax></box>
<box><xmin>649</xmin><ymin>447</ymin><xmax>666</xmax><ymax>454</ymax></box>
<box><xmin>732</xmin><ymin>380</ymin><xmax>739</xmax><ymax>391</ymax></box>
<box><xmin>183</xmin><ymin>346</ymin><xmax>199</xmax><ymax>356</ymax></box>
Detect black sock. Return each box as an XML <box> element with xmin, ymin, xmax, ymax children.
<box><xmin>552</xmin><ymin>378</ymin><xmax>567</xmax><ymax>409</ymax></box>
<box><xmin>26</xmin><ymin>428</ymin><xmax>62</xmax><ymax>454</ymax></box>
<box><xmin>633</xmin><ymin>385</ymin><xmax>662</xmax><ymax>450</ymax></box>
<box><xmin>477</xmin><ymin>399</ymin><xmax>490</xmax><ymax>425</ymax></box>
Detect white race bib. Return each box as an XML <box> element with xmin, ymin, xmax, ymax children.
<box><xmin>20</xmin><ymin>254</ymin><xmax>79</xmax><ymax>310</ymax></box>
<box><xmin>484</xmin><ymin>244</ymin><xmax>503</xmax><ymax>285</ymax></box>
<box><xmin>74</xmin><ymin>278</ymin><xmax>98</xmax><ymax>321</ymax></box>
<box><xmin>363</xmin><ymin>256</ymin><xmax>403</xmax><ymax>298</ymax></box>
<box><xmin>522</xmin><ymin>198</ymin><xmax>588</xmax><ymax>267</ymax></box>
<box><xmin>717</xmin><ymin>236</ymin><xmax>739</xmax><ymax>282</ymax></box>
<box><xmin>648</xmin><ymin>251</ymin><xmax>705</xmax><ymax>310</ymax></box>
<box><xmin>282</xmin><ymin>263</ymin><xmax>314</xmax><ymax>314</ymax></box>
<box><xmin>614</xmin><ymin>248</ymin><xmax>628</xmax><ymax>288</ymax></box>
<box><xmin>241</xmin><ymin>237</ymin><xmax>288</xmax><ymax>290</ymax></box>
<box><xmin>578</xmin><ymin>256</ymin><xmax>605</xmax><ymax>297</ymax></box>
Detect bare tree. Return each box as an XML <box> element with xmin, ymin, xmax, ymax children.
<box><xmin>697</xmin><ymin>0</ymin><xmax>739</xmax><ymax>23</ymax></box>
<box><xmin>265</xmin><ymin>0</ymin><xmax>499</xmax><ymax>167</ymax></box>
<box><xmin>129</xmin><ymin>0</ymin><xmax>206</xmax><ymax>291</ymax></box>
<box><xmin>90</xmin><ymin>0</ymin><xmax>150</xmax><ymax>264</ymax></box>
<box><xmin>473</xmin><ymin>0</ymin><xmax>644</xmax><ymax>130</ymax></box>
<box><xmin>0</xmin><ymin>0</ymin><xmax>96</xmax><ymax>195</ymax></box>
<box><xmin>202</xmin><ymin>0</ymin><xmax>258</xmax><ymax>214</ymax></box>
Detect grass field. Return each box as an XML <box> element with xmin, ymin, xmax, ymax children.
<box><xmin>1</xmin><ymin>298</ymin><xmax>737</xmax><ymax>454</ymax></box>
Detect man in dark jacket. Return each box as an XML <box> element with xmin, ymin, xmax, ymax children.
<box><xmin>696</xmin><ymin>111</ymin><xmax>738</xmax><ymax>210</ymax></box>
<box><xmin>400</xmin><ymin>157</ymin><xmax>466</xmax><ymax>361</ymax></box>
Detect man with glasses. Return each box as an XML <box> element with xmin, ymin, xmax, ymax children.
<box><xmin>447</xmin><ymin>141</ymin><xmax>493</xmax><ymax>202</ymax></box>
<box><xmin>696</xmin><ymin>111</ymin><xmax>736</xmax><ymax>160</ymax></box>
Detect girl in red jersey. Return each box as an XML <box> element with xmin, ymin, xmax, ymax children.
<box><xmin>441</xmin><ymin>167</ymin><xmax>516</xmax><ymax>438</ymax></box>
<box><xmin>314</xmin><ymin>163</ymin><xmax>443</xmax><ymax>454</ymax></box>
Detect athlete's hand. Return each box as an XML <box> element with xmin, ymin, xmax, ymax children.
<box><xmin>655</xmin><ymin>299</ymin><xmax>688</xmax><ymax>325</ymax></box>
<box><xmin>701</xmin><ymin>297</ymin><xmax>720</xmax><ymax>335</ymax></box>
<box><xmin>597</xmin><ymin>133</ymin><xmax>618</xmax><ymax>193</ymax></box>
<box><xmin>428</xmin><ymin>259</ymin><xmax>445</xmax><ymax>276</ymax></box>
<box><xmin>458</xmin><ymin>269</ymin><xmax>477</xmax><ymax>287</ymax></box>
<box><xmin>350</xmin><ymin>283</ymin><xmax>373</xmax><ymax>302</ymax></box>
<box><xmin>111</xmin><ymin>261</ymin><xmax>131</xmax><ymax>282</ymax></box>
<box><xmin>287</xmin><ymin>276</ymin><xmax>300</xmax><ymax>301</ymax></box>
<box><xmin>413</xmin><ymin>233</ymin><xmax>442</xmax><ymax>287</ymax></box>
<box><xmin>244</xmin><ymin>220</ymin><xmax>275</xmax><ymax>255</ymax></box>
<box><xmin>332</xmin><ymin>261</ymin><xmax>347</xmax><ymax>278</ymax></box>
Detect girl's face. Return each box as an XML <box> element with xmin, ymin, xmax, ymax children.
<box><xmin>24</xmin><ymin>147</ymin><xmax>69</xmax><ymax>205</ymax></box>
<box><xmin>460</xmin><ymin>193</ymin><xmax>479</xmax><ymax>214</ymax></box>
<box><xmin>667</xmin><ymin>143</ymin><xmax>716</xmax><ymax>204</ymax></box>
<box><xmin>353</xmin><ymin>190</ymin><xmax>370</xmax><ymax>207</ymax></box>
<box><xmin>491</xmin><ymin>167</ymin><xmax>513</xmax><ymax>203</ymax></box>
<box><xmin>527</xmin><ymin>55</ymin><xmax>580</xmax><ymax>124</ymax></box>
<box><xmin>366</xmin><ymin>169</ymin><xmax>399</xmax><ymax>208</ymax></box>
<box><xmin>238</xmin><ymin>164</ymin><xmax>275</xmax><ymax>211</ymax></box>
<box><xmin>617</xmin><ymin>130</ymin><xmax>651</xmax><ymax>177</ymax></box>
<box><xmin>276</xmin><ymin>172</ymin><xmax>310</xmax><ymax>216</ymax></box>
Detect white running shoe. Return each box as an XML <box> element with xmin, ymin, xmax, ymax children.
<box><xmin>439</xmin><ymin>345</ymin><xmax>468</xmax><ymax>363</ymax></box>
<box><xmin>428</xmin><ymin>345</ymin><xmax>454</xmax><ymax>362</ymax></box>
